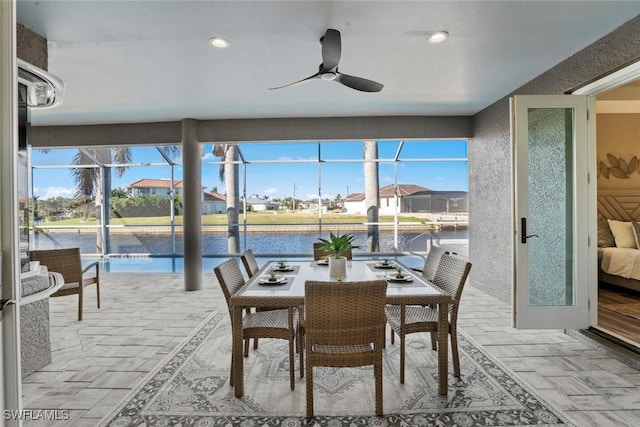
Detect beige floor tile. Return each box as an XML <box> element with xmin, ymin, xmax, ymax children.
<box><xmin>592</xmin><ymin>357</ymin><xmax>640</xmax><ymax>374</ymax></box>
<box><xmin>22</xmin><ymin>409</ymin><xmax>85</xmax><ymax>427</ymax></box>
<box><xmin>87</xmin><ymin>371</ymin><xmax>148</xmax><ymax>389</ymax></box>
<box><xmin>513</xmin><ymin>371</ymin><xmax>557</xmax><ymax>389</ymax></box>
<box><xmin>566</xmin><ymin>409</ymin><xmax>640</xmax><ymax>427</ymax></box>
<box><xmin>544</xmin><ymin>375</ymin><xmax>600</xmax><ymax>396</ymax></box>
<box><xmin>80</xmin><ymin>389</ymin><xmax>130</xmax><ymax>418</ymax></box>
<box><xmin>27</xmin><ymin>387</ymin><xmax>111</xmax><ymax>410</ymax></box>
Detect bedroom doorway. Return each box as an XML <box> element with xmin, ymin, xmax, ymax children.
<box><xmin>593</xmin><ymin>78</ymin><xmax>640</xmax><ymax>349</ymax></box>
<box><xmin>576</xmin><ymin>60</ymin><xmax>640</xmax><ymax>350</ymax></box>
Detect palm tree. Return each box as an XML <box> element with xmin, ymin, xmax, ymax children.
<box><xmin>71</xmin><ymin>148</ymin><xmax>121</xmax><ymax>252</ymax></box>
<box><xmin>364</xmin><ymin>140</ymin><xmax>380</xmax><ymax>252</ymax></box>
<box><xmin>111</xmin><ymin>187</ymin><xmax>129</xmax><ymax>198</ymax></box>
<box><xmin>71</xmin><ymin>146</ymin><xmax>178</xmax><ymax>253</ymax></box>
<box><xmin>213</xmin><ymin>144</ymin><xmax>240</xmax><ymax>253</ymax></box>
<box><xmin>32</xmin><ymin>195</ymin><xmax>41</xmax><ymax>221</ymax></box>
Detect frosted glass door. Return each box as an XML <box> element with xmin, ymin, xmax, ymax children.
<box><xmin>512</xmin><ymin>95</ymin><xmax>591</xmax><ymax>329</ymax></box>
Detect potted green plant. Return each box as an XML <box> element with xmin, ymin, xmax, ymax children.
<box><xmin>317</xmin><ymin>231</ymin><xmax>359</xmax><ymax>278</ymax></box>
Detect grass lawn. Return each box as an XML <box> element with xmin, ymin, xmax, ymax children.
<box><xmin>39</xmin><ymin>211</ymin><xmax>430</xmax><ymax>227</ymax></box>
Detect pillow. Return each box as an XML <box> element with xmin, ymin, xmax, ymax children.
<box><xmin>633</xmin><ymin>222</ymin><xmax>640</xmax><ymax>249</ymax></box>
<box><xmin>597</xmin><ymin>219</ymin><xmax>616</xmax><ymax>247</ymax></box>
<box><xmin>607</xmin><ymin>219</ymin><xmax>637</xmax><ymax>248</ymax></box>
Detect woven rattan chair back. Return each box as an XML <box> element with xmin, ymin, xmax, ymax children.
<box><xmin>386</xmin><ymin>252</ymin><xmax>471</xmax><ymax>383</ymax></box>
<box><xmin>29</xmin><ymin>247</ymin><xmax>100</xmax><ymax>321</ymax></box>
<box><xmin>214</xmin><ymin>257</ymin><xmax>299</xmax><ymax>390</ymax></box>
<box><xmin>304</xmin><ymin>280</ymin><xmax>387</xmax><ymax>417</ymax></box>
<box><xmin>31</xmin><ymin>248</ymin><xmax>83</xmax><ymax>283</ymax></box>
<box><xmin>312</xmin><ymin>242</ymin><xmax>353</xmax><ymax>261</ymax></box>
<box><xmin>305</xmin><ymin>280</ymin><xmax>386</xmax><ymax>346</ymax></box>
<box><xmin>421</xmin><ymin>245</ymin><xmax>446</xmax><ymax>282</ymax></box>
<box><xmin>240</xmin><ymin>249</ymin><xmax>260</xmax><ymax>278</ymax></box>
<box><xmin>432</xmin><ymin>252</ymin><xmax>472</xmax><ymax>310</ymax></box>
<box><xmin>214</xmin><ymin>258</ymin><xmax>246</xmax><ymax>310</ymax></box>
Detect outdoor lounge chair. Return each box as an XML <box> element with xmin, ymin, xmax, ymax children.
<box><xmin>29</xmin><ymin>247</ymin><xmax>100</xmax><ymax>321</ymax></box>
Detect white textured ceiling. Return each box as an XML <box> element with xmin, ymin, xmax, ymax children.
<box><xmin>16</xmin><ymin>1</ymin><xmax>640</xmax><ymax>126</ymax></box>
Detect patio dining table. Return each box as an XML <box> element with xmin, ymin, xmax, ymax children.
<box><xmin>229</xmin><ymin>259</ymin><xmax>453</xmax><ymax>397</ymax></box>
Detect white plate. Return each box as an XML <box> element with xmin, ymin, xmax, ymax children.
<box><xmin>258</xmin><ymin>276</ymin><xmax>287</xmax><ymax>285</ymax></box>
<box><xmin>384</xmin><ymin>274</ymin><xmax>413</xmax><ymax>282</ymax></box>
<box><xmin>374</xmin><ymin>262</ymin><xmax>396</xmax><ymax>269</ymax></box>
<box><xmin>272</xmin><ymin>266</ymin><xmax>294</xmax><ymax>272</ymax></box>
<box><xmin>316</xmin><ymin>259</ymin><xmax>328</xmax><ymax>265</ymax></box>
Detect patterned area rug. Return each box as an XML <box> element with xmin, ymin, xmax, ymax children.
<box><xmin>603</xmin><ymin>303</ymin><xmax>640</xmax><ymax>321</ymax></box>
<box><xmin>101</xmin><ymin>310</ymin><xmax>569</xmax><ymax>426</ymax></box>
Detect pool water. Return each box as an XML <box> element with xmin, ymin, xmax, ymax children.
<box><xmin>86</xmin><ymin>255</ymin><xmax>426</xmax><ymax>273</ymax></box>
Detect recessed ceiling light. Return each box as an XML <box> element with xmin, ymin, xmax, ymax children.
<box><xmin>426</xmin><ymin>31</ymin><xmax>449</xmax><ymax>44</ymax></box>
<box><xmin>209</xmin><ymin>37</ymin><xmax>230</xmax><ymax>48</ymax></box>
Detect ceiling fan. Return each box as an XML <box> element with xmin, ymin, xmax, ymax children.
<box><xmin>269</xmin><ymin>28</ymin><xmax>383</xmax><ymax>93</ymax></box>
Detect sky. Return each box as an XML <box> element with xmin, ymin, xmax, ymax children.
<box><xmin>30</xmin><ymin>140</ymin><xmax>468</xmax><ymax>201</ymax></box>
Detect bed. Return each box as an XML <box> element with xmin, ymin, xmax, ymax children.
<box><xmin>598</xmin><ymin>188</ymin><xmax>640</xmax><ymax>293</ymax></box>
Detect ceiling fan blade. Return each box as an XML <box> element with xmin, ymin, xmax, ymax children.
<box><xmin>335</xmin><ymin>72</ymin><xmax>384</xmax><ymax>92</ymax></box>
<box><xmin>268</xmin><ymin>73</ymin><xmax>320</xmax><ymax>90</ymax></box>
<box><xmin>321</xmin><ymin>29</ymin><xmax>341</xmax><ymax>71</ymax></box>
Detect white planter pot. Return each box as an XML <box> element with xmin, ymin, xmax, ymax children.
<box><xmin>328</xmin><ymin>256</ymin><xmax>347</xmax><ymax>279</ymax></box>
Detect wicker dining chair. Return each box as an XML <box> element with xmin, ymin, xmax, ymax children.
<box><xmin>240</xmin><ymin>249</ymin><xmax>259</xmax><ymax>278</ymax></box>
<box><xmin>312</xmin><ymin>242</ymin><xmax>353</xmax><ymax>261</ymax></box>
<box><xmin>386</xmin><ymin>252</ymin><xmax>472</xmax><ymax>383</ymax></box>
<box><xmin>29</xmin><ymin>247</ymin><xmax>100</xmax><ymax>321</ymax></box>
<box><xmin>420</xmin><ymin>245</ymin><xmax>447</xmax><ymax>282</ymax></box>
<box><xmin>240</xmin><ymin>249</ymin><xmax>282</xmax><ymax>350</ymax></box>
<box><xmin>303</xmin><ymin>280</ymin><xmax>387</xmax><ymax>418</ymax></box>
<box><xmin>299</xmin><ymin>242</ymin><xmax>354</xmax><ymax>362</ymax></box>
<box><xmin>214</xmin><ymin>258</ymin><xmax>299</xmax><ymax>390</ymax></box>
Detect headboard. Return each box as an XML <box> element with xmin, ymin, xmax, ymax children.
<box><xmin>597</xmin><ymin>188</ymin><xmax>640</xmax><ymax>221</ymax></box>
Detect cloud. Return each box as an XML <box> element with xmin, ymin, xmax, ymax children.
<box><xmin>34</xmin><ymin>186</ymin><xmax>75</xmax><ymax>199</ymax></box>
<box><xmin>263</xmin><ymin>187</ymin><xmax>278</xmax><ymax>195</ymax></box>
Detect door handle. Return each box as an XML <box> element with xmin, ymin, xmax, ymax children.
<box><xmin>521</xmin><ymin>218</ymin><xmax>539</xmax><ymax>244</ymax></box>
<box><xmin>0</xmin><ymin>299</ymin><xmax>16</xmax><ymax>311</ymax></box>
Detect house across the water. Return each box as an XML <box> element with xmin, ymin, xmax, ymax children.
<box><xmin>343</xmin><ymin>184</ymin><xmax>468</xmax><ymax>215</ymax></box>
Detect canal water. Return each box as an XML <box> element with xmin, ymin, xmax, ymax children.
<box><xmin>33</xmin><ymin>229</ymin><xmax>467</xmax><ymax>256</ymax></box>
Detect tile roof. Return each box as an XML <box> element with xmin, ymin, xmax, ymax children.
<box><xmin>204</xmin><ymin>192</ymin><xmax>226</xmax><ymax>201</ymax></box>
<box><xmin>125</xmin><ymin>179</ymin><xmax>184</xmax><ymax>188</ymax></box>
<box><xmin>125</xmin><ymin>179</ymin><xmax>205</xmax><ymax>190</ymax></box>
<box><xmin>379</xmin><ymin>184</ymin><xmax>430</xmax><ymax>197</ymax></box>
<box><xmin>345</xmin><ymin>193</ymin><xmax>365</xmax><ymax>202</ymax></box>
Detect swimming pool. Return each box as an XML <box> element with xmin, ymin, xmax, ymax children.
<box><xmin>86</xmin><ymin>254</ymin><xmax>427</xmax><ymax>273</ymax></box>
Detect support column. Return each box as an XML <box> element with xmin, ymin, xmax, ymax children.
<box><xmin>1</xmin><ymin>0</ymin><xmax>24</xmax><ymax>422</ymax></box>
<box><xmin>364</xmin><ymin>140</ymin><xmax>380</xmax><ymax>252</ymax></box>
<box><xmin>182</xmin><ymin>119</ymin><xmax>202</xmax><ymax>291</ymax></box>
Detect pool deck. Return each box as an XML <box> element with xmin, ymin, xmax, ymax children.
<box><xmin>19</xmin><ymin>270</ymin><xmax>640</xmax><ymax>426</ymax></box>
